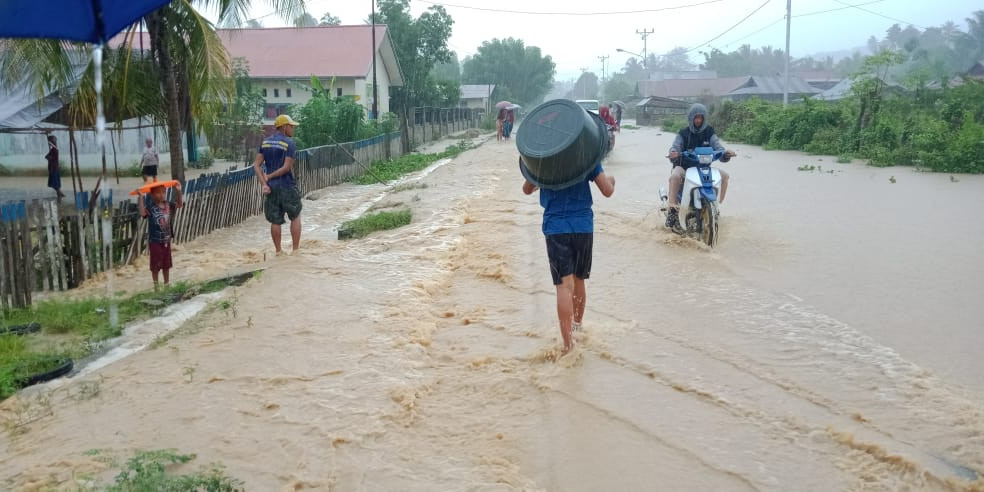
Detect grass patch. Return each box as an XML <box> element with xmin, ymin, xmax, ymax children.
<box><xmin>338</xmin><ymin>209</ymin><xmax>412</xmax><ymax>239</ymax></box>
<box><xmin>660</xmin><ymin>116</ymin><xmax>688</xmax><ymax>132</ymax></box>
<box><xmin>620</xmin><ymin>124</ymin><xmax>640</xmax><ymax>130</ymax></box>
<box><xmin>0</xmin><ymin>271</ymin><xmax>259</xmax><ymax>400</ymax></box>
<box><xmin>352</xmin><ymin>141</ymin><xmax>472</xmax><ymax>185</ymax></box>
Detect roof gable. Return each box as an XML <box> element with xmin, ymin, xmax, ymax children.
<box><xmin>638</xmin><ymin>76</ymin><xmax>749</xmax><ymax>99</ymax></box>
<box><xmin>216</xmin><ymin>26</ymin><xmax>403</xmax><ymax>84</ymax></box>
<box><xmin>729</xmin><ymin>76</ymin><xmax>822</xmax><ymax>96</ymax></box>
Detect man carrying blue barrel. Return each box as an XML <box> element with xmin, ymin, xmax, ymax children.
<box><xmin>519</xmin><ymin>100</ymin><xmax>616</xmax><ymax>356</ymax></box>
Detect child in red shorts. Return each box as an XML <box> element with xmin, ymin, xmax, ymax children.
<box><xmin>138</xmin><ymin>182</ymin><xmax>182</xmax><ymax>291</ymax></box>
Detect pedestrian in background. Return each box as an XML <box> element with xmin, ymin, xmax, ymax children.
<box><xmin>140</xmin><ymin>138</ymin><xmax>159</xmax><ymax>183</ymax></box>
<box><xmin>45</xmin><ymin>134</ymin><xmax>64</xmax><ymax>200</ymax></box>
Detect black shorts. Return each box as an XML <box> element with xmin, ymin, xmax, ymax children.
<box><xmin>142</xmin><ymin>165</ymin><xmax>158</xmax><ymax>177</ymax></box>
<box><xmin>264</xmin><ymin>186</ymin><xmax>302</xmax><ymax>225</ymax></box>
<box><xmin>545</xmin><ymin>233</ymin><xmax>593</xmax><ymax>285</ymax></box>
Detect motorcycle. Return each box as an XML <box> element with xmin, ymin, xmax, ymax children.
<box><xmin>658</xmin><ymin>147</ymin><xmax>726</xmax><ymax>247</ymax></box>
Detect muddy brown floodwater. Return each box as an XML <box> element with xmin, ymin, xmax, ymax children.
<box><xmin>2</xmin><ymin>128</ymin><xmax>982</xmax><ymax>491</ymax></box>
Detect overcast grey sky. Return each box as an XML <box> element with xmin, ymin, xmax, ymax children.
<box><xmin>232</xmin><ymin>0</ymin><xmax>981</xmax><ymax>81</ymax></box>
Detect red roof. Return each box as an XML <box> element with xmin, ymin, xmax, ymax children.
<box><xmin>218</xmin><ymin>26</ymin><xmax>391</xmax><ymax>78</ymax></box>
<box><xmin>110</xmin><ymin>26</ymin><xmax>401</xmax><ymax>82</ymax></box>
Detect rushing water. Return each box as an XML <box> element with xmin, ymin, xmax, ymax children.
<box><xmin>2</xmin><ymin>129</ymin><xmax>982</xmax><ymax>491</ymax></box>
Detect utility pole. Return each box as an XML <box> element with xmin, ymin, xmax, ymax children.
<box><xmin>783</xmin><ymin>0</ymin><xmax>791</xmax><ymax>107</ymax></box>
<box><xmin>371</xmin><ymin>0</ymin><xmax>379</xmax><ymax>119</ymax></box>
<box><xmin>637</xmin><ymin>28</ymin><xmax>654</xmax><ymax>77</ymax></box>
<box><xmin>580</xmin><ymin>67</ymin><xmax>589</xmax><ymax>99</ymax></box>
<box><xmin>598</xmin><ymin>55</ymin><xmax>609</xmax><ymax>83</ymax></box>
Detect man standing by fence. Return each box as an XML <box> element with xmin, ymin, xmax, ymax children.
<box><xmin>254</xmin><ymin>114</ymin><xmax>302</xmax><ymax>255</ymax></box>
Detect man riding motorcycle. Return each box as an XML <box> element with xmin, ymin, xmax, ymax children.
<box><xmin>665</xmin><ymin>103</ymin><xmax>736</xmax><ymax>229</ymax></box>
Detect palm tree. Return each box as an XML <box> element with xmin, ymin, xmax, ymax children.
<box><xmin>0</xmin><ymin>0</ymin><xmax>306</xmax><ymax>184</ymax></box>
<box><xmin>293</xmin><ymin>13</ymin><xmax>318</xmax><ymax>27</ymax></box>
<box><xmin>319</xmin><ymin>12</ymin><xmax>342</xmax><ymax>26</ymax></box>
<box><xmin>959</xmin><ymin>10</ymin><xmax>984</xmax><ymax>65</ymax></box>
<box><xmin>144</xmin><ymin>0</ymin><xmax>307</xmax><ymax>181</ymax></box>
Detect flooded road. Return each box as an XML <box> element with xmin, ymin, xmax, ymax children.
<box><xmin>2</xmin><ymin>128</ymin><xmax>982</xmax><ymax>490</ymax></box>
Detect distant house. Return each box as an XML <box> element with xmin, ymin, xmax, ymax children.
<box><xmin>724</xmin><ymin>76</ymin><xmax>822</xmax><ymax>102</ymax></box>
<box><xmin>815</xmin><ymin>76</ymin><xmax>903</xmax><ymax>102</ymax></box>
<box><xmin>636</xmin><ymin>77</ymin><xmax>750</xmax><ymax>102</ymax></box>
<box><xmin>459</xmin><ymin>84</ymin><xmax>495</xmax><ymax>112</ymax></box>
<box><xmin>218</xmin><ymin>26</ymin><xmax>404</xmax><ymax>124</ymax></box>
<box><xmin>792</xmin><ymin>71</ymin><xmax>841</xmax><ymax>91</ymax></box>
<box><xmin>113</xmin><ymin>26</ymin><xmax>405</xmax><ymax>125</ymax></box>
<box><xmin>648</xmin><ymin>70</ymin><xmax>719</xmax><ymax>81</ymax></box>
<box><xmin>635</xmin><ymin>96</ymin><xmax>689</xmax><ymax>126</ymax></box>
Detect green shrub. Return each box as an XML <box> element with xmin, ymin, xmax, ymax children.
<box><xmin>107</xmin><ymin>449</ymin><xmax>243</xmax><ymax>491</ymax></box>
<box><xmin>661</xmin><ymin>116</ymin><xmax>687</xmax><ymax>132</ymax></box>
<box><xmin>189</xmin><ymin>149</ymin><xmax>214</xmax><ymax>170</ymax></box>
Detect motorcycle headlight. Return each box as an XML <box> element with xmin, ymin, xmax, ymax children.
<box><xmin>698</xmin><ymin>154</ymin><xmax>712</xmax><ymax>165</ymax></box>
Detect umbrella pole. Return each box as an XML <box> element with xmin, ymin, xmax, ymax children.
<box><xmin>94</xmin><ymin>44</ymin><xmax>118</xmax><ymax>330</ymax></box>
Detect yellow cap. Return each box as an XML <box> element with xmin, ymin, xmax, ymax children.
<box><xmin>274</xmin><ymin>114</ymin><xmax>299</xmax><ymax>127</ymax></box>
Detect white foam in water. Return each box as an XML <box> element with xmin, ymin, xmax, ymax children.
<box><xmin>42</xmin><ymin>292</ymin><xmax>226</xmax><ymax>387</ymax></box>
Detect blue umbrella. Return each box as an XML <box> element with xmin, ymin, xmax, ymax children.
<box><xmin>0</xmin><ymin>0</ymin><xmax>172</xmax><ymax>328</ymax></box>
<box><xmin>0</xmin><ymin>1</ymin><xmax>172</xmax><ymax>44</ymax></box>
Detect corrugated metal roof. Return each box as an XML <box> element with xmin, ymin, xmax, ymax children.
<box><xmin>637</xmin><ymin>76</ymin><xmax>750</xmax><ymax>99</ymax></box>
<box><xmin>635</xmin><ymin>96</ymin><xmax>690</xmax><ymax>107</ymax></box>
<box><xmin>460</xmin><ymin>84</ymin><xmax>494</xmax><ymax>99</ymax></box>
<box><xmin>815</xmin><ymin>76</ymin><xmax>902</xmax><ymax>101</ymax></box>
<box><xmin>728</xmin><ymin>76</ymin><xmax>821</xmax><ymax>96</ymax></box>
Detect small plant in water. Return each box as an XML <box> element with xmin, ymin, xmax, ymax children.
<box><xmin>107</xmin><ymin>449</ymin><xmax>243</xmax><ymax>491</ymax></box>
<box><xmin>182</xmin><ymin>365</ymin><xmax>197</xmax><ymax>383</ymax></box>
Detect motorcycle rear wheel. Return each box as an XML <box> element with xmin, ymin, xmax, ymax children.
<box><xmin>699</xmin><ymin>201</ymin><xmax>719</xmax><ymax>247</ymax></box>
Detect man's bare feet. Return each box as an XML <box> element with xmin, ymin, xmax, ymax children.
<box><xmin>561</xmin><ymin>341</ymin><xmax>574</xmax><ymax>356</ymax></box>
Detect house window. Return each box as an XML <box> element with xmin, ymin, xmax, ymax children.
<box><xmin>337</xmin><ymin>88</ymin><xmax>342</xmax><ymax>97</ymax></box>
<box><xmin>286</xmin><ymin>88</ymin><xmax>292</xmax><ymax>98</ymax></box>
<box><xmin>274</xmin><ymin>88</ymin><xmax>279</xmax><ymax>98</ymax></box>
<box><xmin>262</xmin><ymin>88</ymin><xmax>267</xmax><ymax>97</ymax></box>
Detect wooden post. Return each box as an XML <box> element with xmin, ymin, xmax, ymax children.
<box><xmin>0</xmin><ymin>207</ymin><xmax>9</xmax><ymax>310</ymax></box>
<box><xmin>18</xmin><ymin>203</ymin><xmax>33</xmax><ymax>305</ymax></box>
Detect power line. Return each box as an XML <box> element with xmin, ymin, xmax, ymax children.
<box><xmin>794</xmin><ymin>0</ymin><xmax>885</xmax><ymax>18</ymax></box>
<box><xmin>713</xmin><ymin>1</ymin><xmax>888</xmax><ymax>51</ymax></box>
<box><xmin>718</xmin><ymin>17</ymin><xmax>784</xmax><ymax>49</ymax></box>
<box><xmin>832</xmin><ymin>0</ymin><xmax>926</xmax><ymax>29</ymax></box>
<box><xmin>416</xmin><ymin>0</ymin><xmax>725</xmax><ymax>16</ymax></box>
<box><xmin>680</xmin><ymin>0</ymin><xmax>772</xmax><ymax>54</ymax></box>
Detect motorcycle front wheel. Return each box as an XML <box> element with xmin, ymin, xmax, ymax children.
<box><xmin>699</xmin><ymin>200</ymin><xmax>719</xmax><ymax>247</ymax></box>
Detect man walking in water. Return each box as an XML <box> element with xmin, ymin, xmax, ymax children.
<box><xmin>254</xmin><ymin>114</ymin><xmax>302</xmax><ymax>255</ymax></box>
<box><xmin>522</xmin><ymin>160</ymin><xmax>615</xmax><ymax>355</ymax></box>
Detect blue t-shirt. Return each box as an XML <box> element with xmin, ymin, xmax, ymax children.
<box><xmin>539</xmin><ymin>163</ymin><xmax>603</xmax><ymax>235</ymax></box>
<box><xmin>259</xmin><ymin>132</ymin><xmax>297</xmax><ymax>188</ymax></box>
